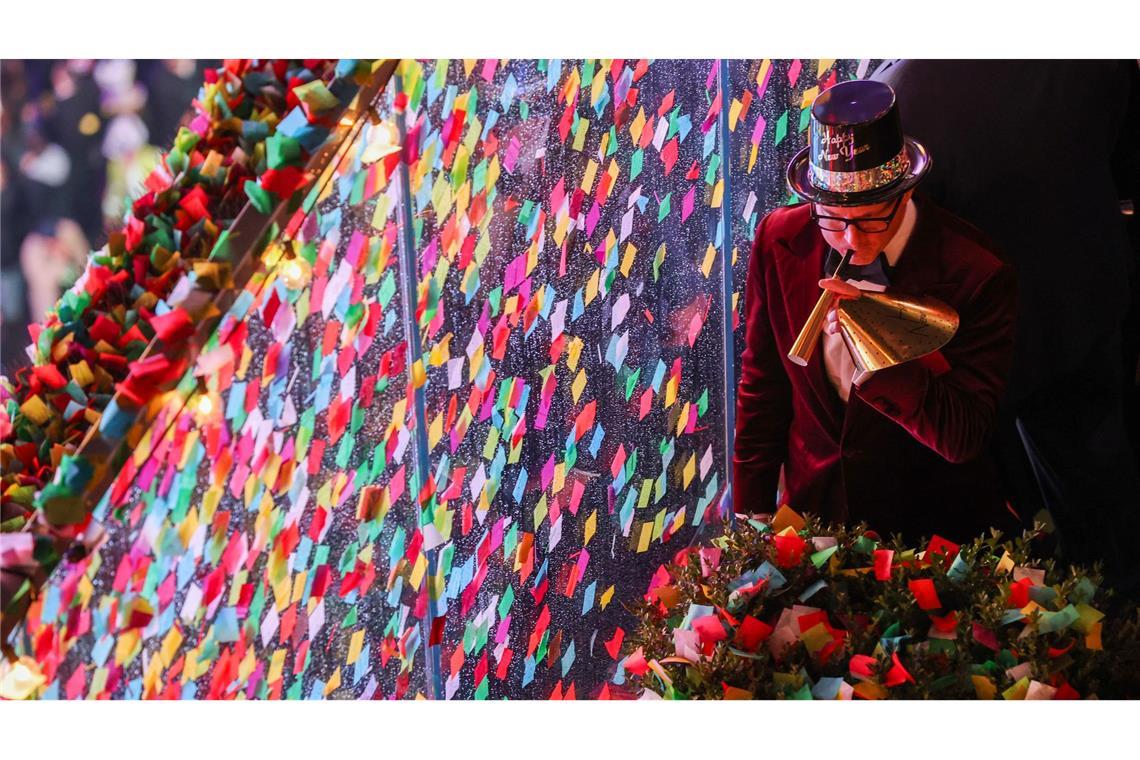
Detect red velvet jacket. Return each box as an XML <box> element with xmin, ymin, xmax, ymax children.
<box><xmin>733</xmin><ymin>196</ymin><xmax>1018</xmax><ymax>543</ymax></box>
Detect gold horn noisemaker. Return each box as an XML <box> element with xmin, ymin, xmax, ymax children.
<box><xmin>787</xmin><ymin>250</ymin><xmax>960</xmax><ymax>371</ymax></box>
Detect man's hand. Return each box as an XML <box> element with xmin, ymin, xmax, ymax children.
<box><xmin>818</xmin><ymin>277</ymin><xmax>861</xmax><ymax>335</ymax></box>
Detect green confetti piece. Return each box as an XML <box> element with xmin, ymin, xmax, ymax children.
<box><xmin>653</xmin><ymin>243</ymin><xmax>666</xmax><ymax>281</ymax></box>
<box><xmin>810</xmin><ymin>545</ymin><xmax>838</xmax><ymax>568</ymax></box>
<box><xmin>265</xmin><ymin>133</ymin><xmax>303</xmax><ymax>169</ymax></box>
<box><xmin>292</xmin><ymin>80</ymin><xmax>340</xmax><ymax>112</ymax></box>
<box><xmin>630</xmin><ymin>149</ymin><xmax>644</xmax><ymax>180</ymax></box>
<box><xmin>208</xmin><ymin>229</ymin><xmax>233</xmax><ymax>261</ymax></box>
<box><xmin>775</xmin><ymin>110</ymin><xmax>789</xmax><ymax>146</ymax></box>
<box><xmin>243</xmin><ymin>180</ymin><xmax>275</xmax><ymax>214</ymax></box>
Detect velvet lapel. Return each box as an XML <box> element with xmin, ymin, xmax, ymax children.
<box><xmin>775</xmin><ymin>213</ymin><xmax>846</xmax><ymax>439</ymax></box>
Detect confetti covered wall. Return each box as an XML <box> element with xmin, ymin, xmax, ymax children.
<box><xmin>13</xmin><ymin>58</ymin><xmax>875</xmax><ymax>699</ymax></box>
<box><xmin>13</xmin><ymin>89</ymin><xmax>431</xmax><ymax>700</ymax></box>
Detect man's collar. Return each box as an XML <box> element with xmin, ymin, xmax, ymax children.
<box><xmin>883</xmin><ymin>197</ymin><xmax>917</xmax><ymax>267</ymax></box>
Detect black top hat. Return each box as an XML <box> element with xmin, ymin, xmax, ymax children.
<box><xmin>786</xmin><ymin>80</ymin><xmax>930</xmax><ymax>207</ymax></box>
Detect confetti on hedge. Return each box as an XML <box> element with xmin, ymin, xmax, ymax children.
<box><xmin>624</xmin><ymin>507</ymin><xmax>1131</xmax><ymax>700</ymax></box>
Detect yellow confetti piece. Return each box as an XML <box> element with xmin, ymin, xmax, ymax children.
<box><xmin>533</xmin><ymin>494</ymin><xmax>548</xmax><ymax>528</ymax></box>
<box><xmin>268</xmin><ymin>649</ymin><xmax>287</xmax><ymax>684</ymax></box>
<box><xmin>323</xmin><ymin>667</ymin><xmax>342</xmax><ymax>696</ymax></box>
<box><xmin>18</xmin><ymin>396</ymin><xmax>51</xmax><ymax>425</ymax></box>
<box><xmin>177</xmin><ymin>507</ymin><xmax>199</xmax><ymax>549</ymax></box>
<box><xmin>272</xmin><ymin>574</ymin><xmax>291</xmax><ymax>611</ymax></box>
<box><xmin>971</xmin><ymin>674</ymin><xmax>996</xmax><ymax>699</ymax></box>
<box><xmin>664</xmin><ymin>375</ymin><xmax>678</xmax><ymax>409</ymax></box>
<box><xmin>1002</xmin><ymin>676</ymin><xmax>1030</xmax><ymax>700</ymax></box>
<box><xmin>89</xmin><ymin>667</ymin><xmax>109</xmax><ymax>697</ymax></box>
<box><xmin>238</xmin><ymin>647</ymin><xmax>257</xmax><ymax>683</ymax></box>
<box><xmin>670</xmin><ymin>507</ymin><xmax>687</xmax><ymax>534</ymax></box>
<box><xmin>1073</xmin><ymin>603</ymin><xmax>1105</xmax><ymax>635</ymax></box>
<box><xmin>561</xmin><ymin>68</ymin><xmax>581</xmax><ymax>103</ymax></box>
<box><xmin>817</xmin><ymin>59</ymin><xmax>836</xmax><ymax>77</ymax></box>
<box><xmin>676</xmin><ymin>402</ymin><xmax>691</xmax><ymax>436</ymax></box>
<box><xmin>711</xmin><ymin>178</ymin><xmax>724</xmax><ymax>208</ymax></box>
<box><xmin>584</xmin><ymin>510</ymin><xmax>597</xmax><ymax>545</ymax></box>
<box><xmin>200</xmin><ymin>150</ymin><xmax>224</xmax><ymax>178</ymax></box>
<box><xmin>629</xmin><ymin>106</ymin><xmax>647</xmax><ymax>144</ymax></box>
<box><xmin>636</xmin><ymin>521</ymin><xmax>653</xmax><ymax>553</ymax></box>
<box><xmin>227</xmin><ymin>570</ymin><xmax>248</xmax><ymax>606</ymax></box>
<box><xmin>69</xmin><ymin>360</ymin><xmax>94</xmax><ymax>387</ymax></box>
<box><xmin>160</xmin><ymin>626</ymin><xmax>184</xmax><ymax>668</ymax></box>
<box><xmin>748</xmin><ymin>142</ymin><xmax>759</xmax><ymax>173</ymax></box>
<box><xmin>291</xmin><ymin>570</ymin><xmax>309</xmax><ymax>604</ymax></box>
<box><xmin>411</xmin><ymin>358</ymin><xmax>427</xmax><ymax>389</ymax></box>
<box><xmin>579</xmin><ymin>159</ymin><xmax>600</xmax><ymax>193</ymax></box>
<box><xmin>584</xmin><ymin>268</ymin><xmax>600</xmax><ymax>306</ymax></box>
<box><xmin>143</xmin><ymin>653</ymin><xmax>164</xmax><ymax>697</ymax></box>
<box><xmin>800</xmin><ymin>623</ymin><xmax>832</xmax><ymax>654</ymax></box>
<box><xmin>620</xmin><ymin>243</ymin><xmax>637</xmax><ymax>277</ymax></box>
<box><xmin>201</xmin><ymin>486</ymin><xmax>222</xmax><ymax>525</ymax></box>
<box><xmin>567</xmin><ymin>337</ymin><xmax>584</xmax><ymax>372</ymax></box>
<box><xmin>553</xmin><ymin>209</ymin><xmax>571</xmax><ymax>246</ymax></box>
<box><xmin>571</xmin><ymin>369</ymin><xmax>587</xmax><ymax>403</ymax></box>
<box><xmin>756</xmin><ymin>59</ymin><xmax>772</xmax><ymax>89</ymax></box>
<box><xmin>682</xmin><ymin>453</ymin><xmax>696</xmax><ymax>490</ymax></box>
<box><xmin>853</xmin><ymin>681</ymin><xmax>888</xmax><ymax>700</ymax></box>
<box><xmin>701</xmin><ymin>243</ymin><xmax>717</xmax><ymax>278</ymax></box>
<box><xmin>638</xmin><ymin>479</ymin><xmax>654</xmax><ymax>509</ymax></box>
<box><xmin>552</xmin><ymin>462</ymin><xmax>566</xmax><ymax>494</ymax></box>
<box><xmin>428</xmin><ymin>410</ymin><xmax>444</xmax><ymax>450</ymax></box>
<box><xmin>728</xmin><ymin>99</ymin><xmax>744</xmax><ymax>131</ymax></box>
<box><xmin>114</xmin><ymin>630</ymin><xmax>142</xmax><ymax>667</ymax></box>
<box><xmin>408</xmin><ymin>553</ymin><xmax>428</xmax><ymax>589</ymax></box>
<box><xmin>1086</xmin><ymin>620</ymin><xmax>1103</xmax><ymax>650</ymax></box>
<box><xmin>771</xmin><ymin>504</ymin><xmax>806</xmax><ymax>533</ymax></box>
<box><xmin>996</xmin><ymin>551</ymin><xmax>1015</xmax><ymax>574</ymax></box>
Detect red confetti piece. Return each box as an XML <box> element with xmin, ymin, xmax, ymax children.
<box><xmin>908</xmin><ymin>578</ymin><xmax>942</xmax><ymax>611</ymax></box>
<box><xmin>884</xmin><ymin>652</ymin><xmax>916</xmax><ymax>687</ymax></box>
<box><xmin>873</xmin><ymin>548</ymin><xmax>894</xmax><ymax>580</ymax></box>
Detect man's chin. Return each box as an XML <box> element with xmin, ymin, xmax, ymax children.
<box><xmin>849</xmin><ymin>252</ymin><xmax>880</xmax><ymax>265</ymax></box>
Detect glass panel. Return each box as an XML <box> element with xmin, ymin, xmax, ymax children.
<box><xmin>402</xmin><ymin>59</ymin><xmax>729</xmax><ymax>699</ymax></box>
<box><xmin>17</xmin><ymin>88</ymin><xmax>429</xmax><ymax>700</ymax></box>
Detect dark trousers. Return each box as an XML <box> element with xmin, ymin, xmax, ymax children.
<box><xmin>996</xmin><ymin>329</ymin><xmax>1140</xmax><ymax>602</ymax></box>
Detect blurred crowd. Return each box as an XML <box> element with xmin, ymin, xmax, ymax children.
<box><xmin>1</xmin><ymin>59</ymin><xmax>216</xmax><ymax>374</ymax></box>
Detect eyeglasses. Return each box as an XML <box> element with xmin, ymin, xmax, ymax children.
<box><xmin>810</xmin><ymin>194</ymin><xmax>904</xmax><ymax>233</ymax></box>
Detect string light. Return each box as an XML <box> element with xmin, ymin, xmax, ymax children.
<box><xmin>279</xmin><ymin>248</ymin><xmax>311</xmax><ymax>290</ymax></box>
<box><xmin>191</xmin><ymin>378</ymin><xmax>217</xmax><ymax>422</ymax></box>
<box><xmin>194</xmin><ymin>394</ymin><xmax>214</xmax><ymax>417</ymax></box>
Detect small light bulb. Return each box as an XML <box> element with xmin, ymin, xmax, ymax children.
<box><xmin>280</xmin><ymin>256</ymin><xmax>311</xmax><ymax>290</ymax></box>
<box><xmin>195</xmin><ymin>394</ymin><xmax>214</xmax><ymax>416</ymax></box>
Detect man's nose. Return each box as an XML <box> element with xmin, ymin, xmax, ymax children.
<box><xmin>842</xmin><ymin>227</ymin><xmax>866</xmax><ymax>248</ymax></box>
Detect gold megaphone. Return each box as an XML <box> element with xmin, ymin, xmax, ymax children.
<box><xmin>788</xmin><ymin>251</ymin><xmax>959</xmax><ymax>371</ymax></box>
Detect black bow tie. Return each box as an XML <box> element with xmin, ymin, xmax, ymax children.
<box><xmin>824</xmin><ymin>248</ymin><xmax>893</xmax><ymax>287</ymax></box>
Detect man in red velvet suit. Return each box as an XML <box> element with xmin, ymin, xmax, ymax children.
<box><xmin>733</xmin><ymin>80</ymin><xmax>1019</xmax><ymax>543</ymax></box>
